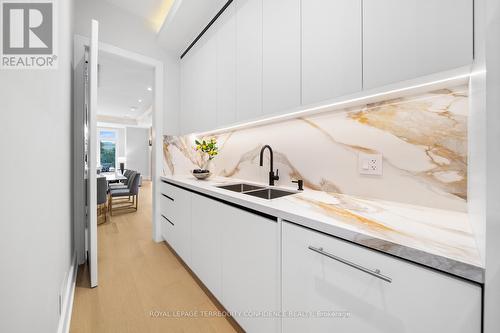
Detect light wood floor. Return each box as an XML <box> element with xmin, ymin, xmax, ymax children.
<box><xmin>70</xmin><ymin>181</ymin><xmax>241</xmax><ymax>333</ymax></box>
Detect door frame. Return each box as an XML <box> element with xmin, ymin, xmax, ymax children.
<box><xmin>73</xmin><ymin>35</ymin><xmax>165</xmax><ymax>266</ymax></box>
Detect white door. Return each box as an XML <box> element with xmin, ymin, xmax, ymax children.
<box><xmin>87</xmin><ymin>20</ymin><xmax>99</xmax><ymax>288</ymax></box>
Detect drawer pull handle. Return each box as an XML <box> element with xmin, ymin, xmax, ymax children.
<box><xmin>308</xmin><ymin>246</ymin><xmax>392</xmax><ymax>283</ymax></box>
<box><xmin>161</xmin><ymin>214</ymin><xmax>174</xmax><ymax>226</ymax></box>
<box><xmin>161</xmin><ymin>193</ymin><xmax>174</xmax><ymax>201</ymax></box>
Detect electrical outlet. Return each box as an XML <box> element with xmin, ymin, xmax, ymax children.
<box><xmin>358</xmin><ymin>153</ymin><xmax>383</xmax><ymax>176</ymax></box>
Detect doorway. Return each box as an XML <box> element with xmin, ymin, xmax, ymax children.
<box><xmin>73</xmin><ymin>32</ymin><xmax>164</xmax><ymax>287</ymax></box>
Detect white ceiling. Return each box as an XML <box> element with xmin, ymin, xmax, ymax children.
<box><xmin>102</xmin><ymin>0</ymin><xmax>227</xmax><ymax>56</ymax></box>
<box><xmin>105</xmin><ymin>0</ymin><xmax>162</xmax><ymax>20</ymax></box>
<box><xmin>104</xmin><ymin>0</ymin><xmax>174</xmax><ymax>31</ymax></box>
<box><xmin>158</xmin><ymin>0</ymin><xmax>228</xmax><ymax>54</ymax></box>
<box><xmin>97</xmin><ymin>51</ymin><xmax>154</xmax><ymax>124</ymax></box>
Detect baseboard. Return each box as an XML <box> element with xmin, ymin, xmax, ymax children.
<box><xmin>57</xmin><ymin>254</ymin><xmax>77</xmax><ymax>333</ymax></box>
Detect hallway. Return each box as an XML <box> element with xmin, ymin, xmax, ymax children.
<box><xmin>70</xmin><ymin>181</ymin><xmax>239</xmax><ymax>333</ymax></box>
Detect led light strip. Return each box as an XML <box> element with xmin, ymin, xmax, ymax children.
<box><xmin>191</xmin><ymin>68</ymin><xmax>482</xmax><ymax>138</ymax></box>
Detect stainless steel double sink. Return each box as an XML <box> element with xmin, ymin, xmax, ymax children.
<box><xmin>217</xmin><ymin>183</ymin><xmax>297</xmax><ymax>200</ymax></box>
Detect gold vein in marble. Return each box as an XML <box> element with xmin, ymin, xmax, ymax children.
<box><xmin>295</xmin><ymin>196</ymin><xmax>395</xmax><ymax>233</ymax></box>
<box><xmin>348</xmin><ymin>88</ymin><xmax>467</xmax><ymax>199</ymax></box>
<box><xmin>293</xmin><ymin>194</ymin><xmax>480</xmax><ymax>266</ymax></box>
<box><xmin>163</xmin><ymin>85</ymin><xmax>468</xmax><ymax>211</ymax></box>
<box><xmin>163</xmin><ymin>137</ymin><xmax>175</xmax><ymax>175</ymax></box>
<box><xmin>300</xmin><ymin>117</ymin><xmax>378</xmax><ymax>154</ymax></box>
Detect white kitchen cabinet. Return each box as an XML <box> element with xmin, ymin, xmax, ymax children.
<box><xmin>221</xmin><ymin>208</ymin><xmax>280</xmax><ymax>333</ymax></box>
<box><xmin>190</xmin><ymin>193</ymin><xmax>223</xmax><ymax>299</ymax></box>
<box><xmin>179</xmin><ymin>29</ymin><xmax>217</xmax><ymax>134</ymax></box>
<box><xmin>159</xmin><ymin>182</ymin><xmax>192</xmax><ymax>265</ymax></box>
<box><xmin>301</xmin><ymin>0</ymin><xmax>362</xmax><ymax>105</ymax></box>
<box><xmin>192</xmin><ymin>31</ymin><xmax>217</xmax><ymax>133</ymax></box>
<box><xmin>363</xmin><ymin>0</ymin><xmax>473</xmax><ymax>89</ymax></box>
<box><xmin>160</xmin><ymin>187</ymin><xmax>177</xmax><ymax>248</ymax></box>
<box><xmin>282</xmin><ymin>221</ymin><xmax>481</xmax><ymax>333</ymax></box>
<box><xmin>235</xmin><ymin>0</ymin><xmax>263</xmax><ymax>121</ymax></box>
<box><xmin>171</xmin><ymin>186</ymin><xmax>192</xmax><ymax>265</ymax></box>
<box><xmin>216</xmin><ymin>2</ymin><xmax>237</xmax><ymax>127</ymax></box>
<box><xmin>160</xmin><ymin>212</ymin><xmax>175</xmax><ymax>250</ymax></box>
<box><xmin>179</xmin><ymin>50</ymin><xmax>194</xmax><ymax>134</ymax></box>
<box><xmin>171</xmin><ymin>186</ymin><xmax>281</xmax><ymax>332</ymax></box>
<box><xmin>262</xmin><ymin>0</ymin><xmax>301</xmax><ymax>114</ymax></box>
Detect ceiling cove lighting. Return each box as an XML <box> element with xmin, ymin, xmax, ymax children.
<box><xmin>192</xmin><ymin>70</ymin><xmax>479</xmax><ymax>138</ymax></box>
<box><xmin>150</xmin><ymin>0</ymin><xmax>175</xmax><ymax>32</ymax></box>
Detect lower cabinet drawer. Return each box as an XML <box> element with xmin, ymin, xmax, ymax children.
<box><xmin>160</xmin><ymin>213</ymin><xmax>176</xmax><ymax>248</ymax></box>
<box><xmin>282</xmin><ymin>221</ymin><xmax>482</xmax><ymax>333</ymax></box>
<box><xmin>159</xmin><ymin>180</ymin><xmax>176</xmax><ymax>199</ymax></box>
<box><xmin>160</xmin><ymin>192</ymin><xmax>175</xmax><ymax>222</ymax></box>
<box><xmin>159</xmin><ymin>181</ymin><xmax>192</xmax><ymax>265</ymax></box>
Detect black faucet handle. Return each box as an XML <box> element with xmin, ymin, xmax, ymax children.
<box><xmin>275</xmin><ymin>169</ymin><xmax>279</xmax><ymax>180</ymax></box>
<box><xmin>292</xmin><ymin>179</ymin><xmax>304</xmax><ymax>191</ymax></box>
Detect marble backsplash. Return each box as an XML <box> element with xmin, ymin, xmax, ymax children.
<box><xmin>164</xmin><ymin>85</ymin><xmax>468</xmax><ymax>212</ymax></box>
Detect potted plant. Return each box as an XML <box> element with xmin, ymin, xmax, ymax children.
<box><xmin>192</xmin><ymin>137</ymin><xmax>218</xmax><ymax>179</ymax></box>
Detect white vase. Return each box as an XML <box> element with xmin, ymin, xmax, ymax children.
<box><xmin>203</xmin><ymin>159</ymin><xmax>213</xmax><ymax>172</ymax></box>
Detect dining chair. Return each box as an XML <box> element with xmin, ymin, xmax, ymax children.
<box><xmin>97</xmin><ymin>176</ymin><xmax>108</xmax><ymax>224</ymax></box>
<box><xmin>109</xmin><ymin>170</ymin><xmax>134</xmax><ymax>190</ymax></box>
<box><xmin>109</xmin><ymin>172</ymin><xmax>141</xmax><ymax>215</ymax></box>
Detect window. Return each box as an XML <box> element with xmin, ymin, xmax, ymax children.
<box><xmin>99</xmin><ymin>130</ymin><xmax>116</xmax><ymax>172</ymax></box>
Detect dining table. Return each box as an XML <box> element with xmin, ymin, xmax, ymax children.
<box><xmin>99</xmin><ymin>171</ymin><xmax>127</xmax><ymax>183</ymax></box>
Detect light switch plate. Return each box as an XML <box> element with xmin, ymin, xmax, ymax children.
<box><xmin>358</xmin><ymin>153</ymin><xmax>383</xmax><ymax>176</ymax></box>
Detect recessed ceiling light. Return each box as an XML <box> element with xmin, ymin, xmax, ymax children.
<box><xmin>138</xmin><ymin>99</ymin><xmax>142</xmax><ymax>103</ymax></box>
<box><xmin>130</xmin><ymin>107</ymin><xmax>137</xmax><ymax>112</ymax></box>
<box><xmin>147</xmin><ymin>87</ymin><xmax>152</xmax><ymax>91</ymax></box>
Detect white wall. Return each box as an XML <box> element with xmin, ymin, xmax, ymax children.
<box><xmin>484</xmin><ymin>0</ymin><xmax>500</xmax><ymax>331</ymax></box>
<box><xmin>469</xmin><ymin>0</ymin><xmax>500</xmax><ymax>330</ymax></box>
<box><xmin>126</xmin><ymin>127</ymin><xmax>151</xmax><ymax>179</ymax></box>
<box><xmin>469</xmin><ymin>0</ymin><xmax>487</xmax><ymax>266</ymax></box>
<box><xmin>0</xmin><ymin>0</ymin><xmax>75</xmax><ymax>332</ymax></box>
<box><xmin>74</xmin><ymin>0</ymin><xmax>180</xmax><ymax>135</ymax></box>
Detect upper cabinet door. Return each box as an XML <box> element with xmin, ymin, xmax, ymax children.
<box><xmin>236</xmin><ymin>0</ymin><xmax>263</xmax><ymax>121</ymax></box>
<box><xmin>180</xmin><ymin>52</ymin><xmax>194</xmax><ymax>134</ymax></box>
<box><xmin>263</xmin><ymin>0</ymin><xmax>301</xmax><ymax>114</ymax></box>
<box><xmin>179</xmin><ymin>29</ymin><xmax>217</xmax><ymax>135</ymax></box>
<box><xmin>302</xmin><ymin>0</ymin><xmax>362</xmax><ymax>106</ymax></box>
<box><xmin>192</xmin><ymin>31</ymin><xmax>217</xmax><ymax>132</ymax></box>
<box><xmin>216</xmin><ymin>2</ymin><xmax>237</xmax><ymax>127</ymax></box>
<box><xmin>363</xmin><ymin>0</ymin><xmax>473</xmax><ymax>89</ymax></box>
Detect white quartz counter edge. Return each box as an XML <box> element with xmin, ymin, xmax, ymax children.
<box><xmin>160</xmin><ymin>176</ymin><xmax>484</xmax><ymax>284</ymax></box>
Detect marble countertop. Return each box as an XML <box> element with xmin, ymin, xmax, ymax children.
<box><xmin>160</xmin><ymin>175</ymin><xmax>484</xmax><ymax>283</ymax></box>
